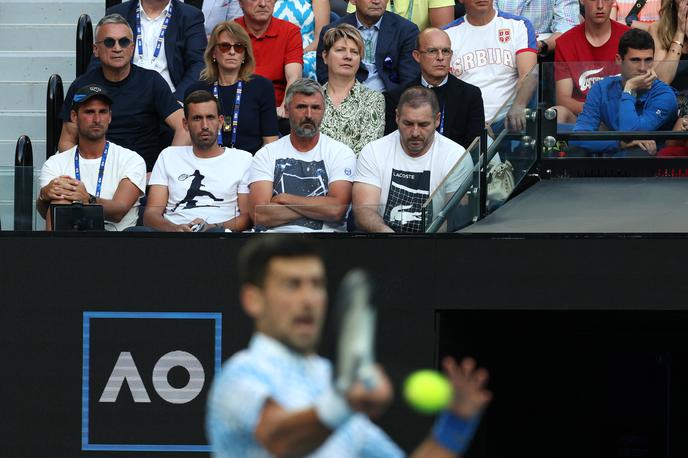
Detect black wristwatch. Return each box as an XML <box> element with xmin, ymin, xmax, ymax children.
<box><xmin>538</xmin><ymin>40</ymin><xmax>549</xmax><ymax>55</ymax></box>
<box><xmin>88</xmin><ymin>193</ymin><xmax>97</xmax><ymax>204</ymax></box>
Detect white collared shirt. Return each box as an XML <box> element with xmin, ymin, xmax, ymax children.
<box><xmin>133</xmin><ymin>0</ymin><xmax>175</xmax><ymax>92</ymax></box>
<box><xmin>420</xmin><ymin>74</ymin><xmax>449</xmax><ymax>88</ymax></box>
<box><xmin>355</xmin><ymin>14</ymin><xmax>385</xmax><ymax>93</ymax></box>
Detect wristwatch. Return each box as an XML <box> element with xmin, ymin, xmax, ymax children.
<box><xmin>88</xmin><ymin>193</ymin><xmax>97</xmax><ymax>204</ymax></box>
<box><xmin>538</xmin><ymin>40</ymin><xmax>549</xmax><ymax>55</ymax></box>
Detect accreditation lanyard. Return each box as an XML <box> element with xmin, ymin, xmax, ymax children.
<box><xmin>136</xmin><ymin>2</ymin><xmax>173</xmax><ymax>63</ymax></box>
<box><xmin>438</xmin><ymin>105</ymin><xmax>445</xmax><ymax>135</ymax></box>
<box><xmin>213</xmin><ymin>81</ymin><xmax>243</xmax><ymax>148</ymax></box>
<box><xmin>74</xmin><ymin>142</ymin><xmax>110</xmax><ymax>198</ymax></box>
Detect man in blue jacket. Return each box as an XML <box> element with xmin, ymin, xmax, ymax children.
<box><xmin>572</xmin><ymin>28</ymin><xmax>677</xmax><ymax>156</ymax></box>
<box><xmin>315</xmin><ymin>0</ymin><xmax>420</xmax><ymax>95</ymax></box>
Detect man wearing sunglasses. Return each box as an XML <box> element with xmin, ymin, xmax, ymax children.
<box><xmin>104</xmin><ymin>0</ymin><xmax>207</xmax><ymax>102</ymax></box>
<box><xmin>385</xmin><ymin>28</ymin><xmax>485</xmax><ymax>152</ymax></box>
<box><xmin>59</xmin><ymin>14</ymin><xmax>190</xmax><ymax>173</ymax></box>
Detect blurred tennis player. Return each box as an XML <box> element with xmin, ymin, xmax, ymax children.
<box><xmin>206</xmin><ymin>236</ymin><xmax>492</xmax><ymax>457</ymax></box>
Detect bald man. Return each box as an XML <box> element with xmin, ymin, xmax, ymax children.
<box><xmin>385</xmin><ymin>28</ymin><xmax>485</xmax><ymax>151</ymax></box>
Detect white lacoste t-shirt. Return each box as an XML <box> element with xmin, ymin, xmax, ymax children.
<box><xmin>355</xmin><ymin>131</ymin><xmax>473</xmax><ymax>233</ymax></box>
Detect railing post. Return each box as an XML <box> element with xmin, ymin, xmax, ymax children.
<box><xmin>479</xmin><ymin>128</ymin><xmax>489</xmax><ymax>219</ymax></box>
<box><xmin>46</xmin><ymin>74</ymin><xmax>64</xmax><ymax>160</ymax></box>
<box><xmin>76</xmin><ymin>14</ymin><xmax>93</xmax><ymax>77</ymax></box>
<box><xmin>14</xmin><ymin>136</ymin><xmax>34</xmax><ymax>231</ymax></box>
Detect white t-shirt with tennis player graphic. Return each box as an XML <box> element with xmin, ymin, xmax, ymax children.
<box><xmin>355</xmin><ymin>130</ymin><xmax>473</xmax><ymax>233</ymax></box>
<box><xmin>149</xmin><ymin>146</ymin><xmax>252</xmax><ymax>225</ymax></box>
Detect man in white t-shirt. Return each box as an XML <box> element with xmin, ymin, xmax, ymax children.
<box><xmin>144</xmin><ymin>90</ymin><xmax>253</xmax><ymax>232</ymax></box>
<box><xmin>444</xmin><ymin>0</ymin><xmax>537</xmax><ymax>131</ymax></box>
<box><xmin>353</xmin><ymin>86</ymin><xmax>473</xmax><ymax>233</ymax></box>
<box><xmin>248</xmin><ymin>78</ymin><xmax>356</xmax><ymax>232</ymax></box>
<box><xmin>38</xmin><ymin>85</ymin><xmax>146</xmax><ymax>231</ymax></box>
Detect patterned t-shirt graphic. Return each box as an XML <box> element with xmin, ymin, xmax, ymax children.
<box><xmin>273</xmin><ymin>158</ymin><xmax>330</xmax><ymax>230</ymax></box>
<box><xmin>383</xmin><ymin>169</ymin><xmax>430</xmax><ymax>233</ymax></box>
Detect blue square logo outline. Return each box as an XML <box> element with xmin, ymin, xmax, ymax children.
<box><xmin>81</xmin><ymin>311</ymin><xmax>222</xmax><ymax>452</ymax></box>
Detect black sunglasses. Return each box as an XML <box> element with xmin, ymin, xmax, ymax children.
<box><xmin>215</xmin><ymin>42</ymin><xmax>246</xmax><ymax>54</ymax></box>
<box><xmin>96</xmin><ymin>37</ymin><xmax>133</xmax><ymax>48</ymax></box>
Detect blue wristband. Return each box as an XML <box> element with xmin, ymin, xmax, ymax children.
<box><xmin>432</xmin><ymin>411</ymin><xmax>481</xmax><ymax>455</ymax></box>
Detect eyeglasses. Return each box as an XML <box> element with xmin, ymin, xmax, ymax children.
<box><xmin>419</xmin><ymin>48</ymin><xmax>453</xmax><ymax>58</ymax></box>
<box><xmin>95</xmin><ymin>37</ymin><xmax>133</xmax><ymax>48</ymax></box>
<box><xmin>215</xmin><ymin>42</ymin><xmax>246</xmax><ymax>54</ymax></box>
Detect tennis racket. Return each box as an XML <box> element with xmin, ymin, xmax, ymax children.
<box><xmin>334</xmin><ymin>269</ymin><xmax>379</xmax><ymax>394</ymax></box>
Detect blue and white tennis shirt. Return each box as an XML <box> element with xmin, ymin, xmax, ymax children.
<box><xmin>207</xmin><ymin>333</ymin><xmax>404</xmax><ymax>457</ymax></box>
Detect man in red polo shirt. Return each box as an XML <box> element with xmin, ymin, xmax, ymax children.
<box><xmin>236</xmin><ymin>0</ymin><xmax>303</xmax><ymax>121</ymax></box>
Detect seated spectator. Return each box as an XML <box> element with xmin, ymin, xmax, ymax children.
<box><xmin>319</xmin><ymin>24</ymin><xmax>385</xmax><ymax>154</ymax></box>
<box><xmin>346</xmin><ymin>0</ymin><xmax>455</xmax><ymax>30</ymax></box>
<box><xmin>571</xmin><ymin>29</ymin><xmax>677</xmax><ymax>156</ymax></box>
<box><xmin>650</xmin><ymin>0</ymin><xmax>688</xmax><ymax>87</ymax></box>
<box><xmin>444</xmin><ymin>0</ymin><xmax>538</xmax><ymax>132</ymax></box>
<box><xmin>248</xmin><ymin>78</ymin><xmax>356</xmax><ymax>232</ymax></box>
<box><xmin>386</xmin><ymin>27</ymin><xmax>484</xmax><ymax>151</ymax></box>
<box><xmin>611</xmin><ymin>0</ymin><xmax>659</xmax><ymax>30</ymax></box>
<box><xmin>103</xmin><ymin>0</ymin><xmax>208</xmax><ymax>101</ymax></box>
<box><xmin>274</xmin><ymin>0</ymin><xmax>330</xmax><ymax>79</ymax></box>
<box><xmin>38</xmin><ymin>85</ymin><xmax>146</xmax><ymax>231</ymax></box>
<box><xmin>554</xmin><ymin>0</ymin><xmax>629</xmax><ymax>123</ymax></box>
<box><xmin>60</xmin><ymin>14</ymin><xmax>189</xmax><ymax>173</ymax></box>
<box><xmin>236</xmin><ymin>0</ymin><xmax>303</xmax><ymax>120</ymax></box>
<box><xmin>494</xmin><ymin>0</ymin><xmax>579</xmax><ymax>57</ymax></box>
<box><xmin>144</xmin><ymin>90</ymin><xmax>253</xmax><ymax>231</ymax></box>
<box><xmin>353</xmin><ymin>86</ymin><xmax>473</xmax><ymax>233</ymax></box>
<box><xmin>186</xmin><ymin>21</ymin><xmax>279</xmax><ymax>153</ymax></box>
<box><xmin>316</xmin><ymin>0</ymin><xmax>420</xmax><ymax>95</ymax></box>
<box><xmin>203</xmin><ymin>0</ymin><xmax>244</xmax><ymax>35</ymax></box>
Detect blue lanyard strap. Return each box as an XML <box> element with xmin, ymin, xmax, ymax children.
<box><xmin>136</xmin><ymin>2</ymin><xmax>173</xmax><ymax>62</ymax></box>
<box><xmin>213</xmin><ymin>80</ymin><xmax>243</xmax><ymax>148</ymax></box>
<box><xmin>74</xmin><ymin>142</ymin><xmax>110</xmax><ymax>198</ymax></box>
<box><xmin>438</xmin><ymin>105</ymin><xmax>445</xmax><ymax>135</ymax></box>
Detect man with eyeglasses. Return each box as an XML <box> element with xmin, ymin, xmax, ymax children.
<box><xmin>315</xmin><ymin>0</ymin><xmax>420</xmax><ymax>96</ymax></box>
<box><xmin>59</xmin><ymin>14</ymin><xmax>189</xmax><ymax>174</ymax></box>
<box><xmin>570</xmin><ymin>29</ymin><xmax>677</xmax><ymax>156</ymax></box>
<box><xmin>103</xmin><ymin>0</ymin><xmax>208</xmax><ymax>102</ymax></box>
<box><xmin>385</xmin><ymin>28</ymin><xmax>485</xmax><ymax>151</ymax></box>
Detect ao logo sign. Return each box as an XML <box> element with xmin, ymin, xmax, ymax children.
<box><xmin>82</xmin><ymin>311</ymin><xmax>222</xmax><ymax>452</ymax></box>
<box><xmin>99</xmin><ymin>350</ymin><xmax>205</xmax><ymax>404</ymax></box>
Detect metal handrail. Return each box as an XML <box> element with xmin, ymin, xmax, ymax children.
<box><xmin>14</xmin><ymin>135</ymin><xmax>34</xmax><ymax>231</ymax></box>
<box><xmin>557</xmin><ymin>131</ymin><xmax>688</xmax><ymax>141</ymax></box>
<box><xmin>76</xmin><ymin>14</ymin><xmax>93</xmax><ymax>77</ymax></box>
<box><xmin>425</xmin><ymin>129</ymin><xmax>509</xmax><ymax>233</ymax></box>
<box><xmin>46</xmin><ymin>74</ymin><xmax>64</xmax><ymax>160</ymax></box>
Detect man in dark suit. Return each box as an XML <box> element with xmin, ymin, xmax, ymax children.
<box><xmin>316</xmin><ymin>0</ymin><xmax>419</xmax><ymax>95</ymax></box>
<box><xmin>385</xmin><ymin>27</ymin><xmax>485</xmax><ymax>152</ymax></box>
<box><xmin>101</xmin><ymin>0</ymin><xmax>207</xmax><ymax>102</ymax></box>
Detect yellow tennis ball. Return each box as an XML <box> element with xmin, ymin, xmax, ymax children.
<box><xmin>403</xmin><ymin>370</ymin><xmax>453</xmax><ymax>415</ymax></box>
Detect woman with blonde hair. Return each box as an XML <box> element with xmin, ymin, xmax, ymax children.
<box><xmin>649</xmin><ymin>0</ymin><xmax>688</xmax><ymax>84</ymax></box>
<box><xmin>186</xmin><ymin>21</ymin><xmax>278</xmax><ymax>153</ymax></box>
<box><xmin>319</xmin><ymin>24</ymin><xmax>385</xmax><ymax>155</ymax></box>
